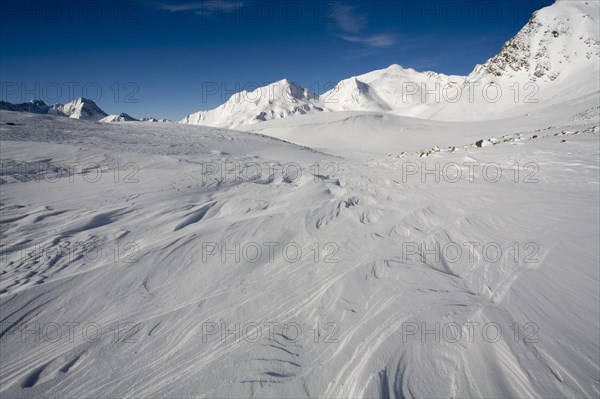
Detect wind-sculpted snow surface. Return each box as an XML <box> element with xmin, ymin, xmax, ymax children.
<box><xmin>0</xmin><ymin>107</ymin><xmax>598</xmax><ymax>398</ymax></box>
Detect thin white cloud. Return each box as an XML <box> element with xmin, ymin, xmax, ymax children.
<box><xmin>155</xmin><ymin>1</ymin><xmax>243</xmax><ymax>14</ymax></box>
<box><xmin>329</xmin><ymin>3</ymin><xmax>367</xmax><ymax>34</ymax></box>
<box><xmin>338</xmin><ymin>34</ymin><xmax>396</xmax><ymax>48</ymax></box>
<box><xmin>329</xmin><ymin>2</ymin><xmax>396</xmax><ymax>48</ymax></box>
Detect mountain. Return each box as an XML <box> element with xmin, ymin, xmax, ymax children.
<box><xmin>100</xmin><ymin>113</ymin><xmax>139</xmax><ymax>123</ymax></box>
<box><xmin>420</xmin><ymin>0</ymin><xmax>600</xmax><ymax>120</ymax></box>
<box><xmin>0</xmin><ymin>101</ymin><xmax>17</xmax><ymax>111</ymax></box>
<box><xmin>141</xmin><ymin>117</ymin><xmax>171</xmax><ymax>122</ymax></box>
<box><xmin>0</xmin><ymin>100</ymin><xmax>66</xmax><ymax>116</ymax></box>
<box><xmin>180</xmin><ymin>79</ymin><xmax>325</xmax><ymax>128</ymax></box>
<box><xmin>321</xmin><ymin>64</ymin><xmax>464</xmax><ymax>117</ymax></box>
<box><xmin>0</xmin><ymin>98</ymin><xmax>144</xmax><ymax>123</ymax></box>
<box><xmin>180</xmin><ymin>0</ymin><xmax>599</xmax><ymax>127</ymax></box>
<box><xmin>60</xmin><ymin>97</ymin><xmax>108</xmax><ymax>121</ymax></box>
<box><xmin>469</xmin><ymin>0</ymin><xmax>599</xmax><ymax>84</ymax></box>
<box><xmin>327</xmin><ymin>1</ymin><xmax>599</xmax><ymax>121</ymax></box>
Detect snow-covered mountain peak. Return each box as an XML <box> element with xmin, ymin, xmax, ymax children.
<box><xmin>321</xmin><ymin>64</ymin><xmax>464</xmax><ymax>115</ymax></box>
<box><xmin>181</xmin><ymin>79</ymin><xmax>324</xmax><ymax>128</ymax></box>
<box><xmin>28</xmin><ymin>99</ymin><xmax>47</xmax><ymax>107</ymax></box>
<box><xmin>262</xmin><ymin>79</ymin><xmax>319</xmax><ymax>101</ymax></box>
<box><xmin>100</xmin><ymin>112</ymin><xmax>138</xmax><ymax>123</ymax></box>
<box><xmin>467</xmin><ymin>0</ymin><xmax>599</xmax><ymax>84</ymax></box>
<box><xmin>386</xmin><ymin>63</ymin><xmax>403</xmax><ymax>69</ymax></box>
<box><xmin>61</xmin><ymin>97</ymin><xmax>108</xmax><ymax>121</ymax></box>
<box><xmin>272</xmin><ymin>78</ymin><xmax>293</xmax><ymax>86</ymax></box>
<box><xmin>64</xmin><ymin>97</ymin><xmax>85</xmax><ymax>107</ymax></box>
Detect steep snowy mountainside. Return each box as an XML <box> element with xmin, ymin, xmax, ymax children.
<box><xmin>60</xmin><ymin>97</ymin><xmax>108</xmax><ymax>121</ymax></box>
<box><xmin>422</xmin><ymin>0</ymin><xmax>600</xmax><ymax>120</ymax></box>
<box><xmin>180</xmin><ymin>79</ymin><xmax>326</xmax><ymax>128</ymax></box>
<box><xmin>468</xmin><ymin>0</ymin><xmax>599</xmax><ymax>83</ymax></box>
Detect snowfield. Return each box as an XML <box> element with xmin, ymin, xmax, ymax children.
<box><xmin>1</xmin><ymin>0</ymin><xmax>599</xmax><ymax>397</ymax></box>
<box><xmin>1</xmin><ymin>99</ymin><xmax>598</xmax><ymax>397</ymax></box>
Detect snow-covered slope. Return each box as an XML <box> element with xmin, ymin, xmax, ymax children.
<box><xmin>1</xmin><ymin>102</ymin><xmax>598</xmax><ymax>397</ymax></box>
<box><xmin>60</xmin><ymin>98</ymin><xmax>108</xmax><ymax>121</ymax></box>
<box><xmin>180</xmin><ymin>79</ymin><xmax>326</xmax><ymax>128</ymax></box>
<box><xmin>241</xmin><ymin>89</ymin><xmax>600</xmax><ymax>156</ymax></box>
<box><xmin>100</xmin><ymin>113</ymin><xmax>139</xmax><ymax>123</ymax></box>
<box><xmin>1</xmin><ymin>2</ymin><xmax>598</xmax><ymax>397</ymax></box>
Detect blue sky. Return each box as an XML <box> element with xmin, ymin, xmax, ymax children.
<box><xmin>0</xmin><ymin>0</ymin><xmax>554</xmax><ymax>120</ymax></box>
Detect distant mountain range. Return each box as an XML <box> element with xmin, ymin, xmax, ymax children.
<box><xmin>0</xmin><ymin>98</ymin><xmax>108</xmax><ymax>121</ymax></box>
<box><xmin>180</xmin><ymin>0</ymin><xmax>599</xmax><ymax>127</ymax></box>
<box><xmin>2</xmin><ymin>1</ymin><xmax>598</xmax><ymax>129</ymax></box>
<box><xmin>0</xmin><ymin>98</ymin><xmax>171</xmax><ymax>123</ymax></box>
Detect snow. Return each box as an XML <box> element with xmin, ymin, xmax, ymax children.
<box><xmin>0</xmin><ymin>0</ymin><xmax>599</xmax><ymax>397</ymax></box>
<box><xmin>320</xmin><ymin>64</ymin><xmax>465</xmax><ymax>117</ymax></box>
<box><xmin>239</xmin><ymin>88</ymin><xmax>600</xmax><ymax>157</ymax></box>
<box><xmin>422</xmin><ymin>0</ymin><xmax>600</xmax><ymax>121</ymax></box>
<box><xmin>1</xmin><ymin>91</ymin><xmax>598</xmax><ymax>397</ymax></box>
<box><xmin>59</xmin><ymin>98</ymin><xmax>108</xmax><ymax>121</ymax></box>
<box><xmin>180</xmin><ymin>79</ymin><xmax>325</xmax><ymax>129</ymax></box>
<box><xmin>100</xmin><ymin>113</ymin><xmax>139</xmax><ymax>123</ymax></box>
<box><xmin>0</xmin><ymin>100</ymin><xmax>175</xmax><ymax>125</ymax></box>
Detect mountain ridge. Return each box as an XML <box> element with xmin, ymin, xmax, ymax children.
<box><xmin>180</xmin><ymin>78</ymin><xmax>325</xmax><ymax>128</ymax></box>
<box><xmin>0</xmin><ymin>98</ymin><xmax>108</xmax><ymax>121</ymax></box>
<box><xmin>181</xmin><ymin>0</ymin><xmax>599</xmax><ymax>127</ymax></box>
